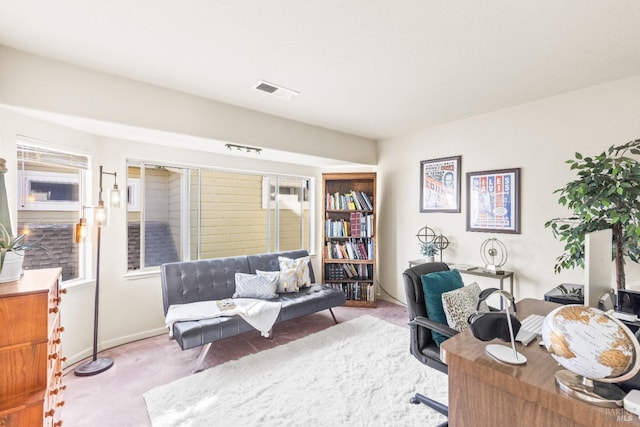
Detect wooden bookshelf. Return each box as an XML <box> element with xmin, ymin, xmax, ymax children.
<box><xmin>322</xmin><ymin>172</ymin><xmax>376</xmax><ymax>308</ymax></box>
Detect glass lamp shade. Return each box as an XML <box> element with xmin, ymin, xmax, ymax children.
<box><xmin>109</xmin><ymin>185</ymin><xmax>122</xmax><ymax>209</ymax></box>
<box><xmin>94</xmin><ymin>201</ymin><xmax>107</xmax><ymax>225</ymax></box>
<box><xmin>74</xmin><ymin>218</ymin><xmax>87</xmax><ymax>243</ymax></box>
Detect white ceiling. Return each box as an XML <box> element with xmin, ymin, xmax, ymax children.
<box><xmin>1</xmin><ymin>1</ymin><xmax>640</xmax><ymax>141</ymax></box>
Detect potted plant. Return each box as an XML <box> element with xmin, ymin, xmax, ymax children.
<box><xmin>0</xmin><ymin>223</ymin><xmax>42</xmax><ymax>283</ymax></box>
<box><xmin>545</xmin><ymin>138</ymin><xmax>640</xmax><ymax>290</ymax></box>
<box><xmin>420</xmin><ymin>241</ymin><xmax>440</xmax><ymax>262</ymax></box>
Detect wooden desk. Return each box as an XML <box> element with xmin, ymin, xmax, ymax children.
<box><xmin>440</xmin><ymin>298</ymin><xmax>640</xmax><ymax>427</ymax></box>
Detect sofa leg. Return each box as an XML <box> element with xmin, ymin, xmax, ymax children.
<box><xmin>329</xmin><ymin>308</ymin><xmax>338</xmax><ymax>324</ymax></box>
<box><xmin>192</xmin><ymin>342</ymin><xmax>212</xmax><ymax>374</ymax></box>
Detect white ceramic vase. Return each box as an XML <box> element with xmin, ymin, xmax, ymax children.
<box><xmin>425</xmin><ymin>255</ymin><xmax>435</xmax><ymax>263</ymax></box>
<box><xmin>0</xmin><ymin>251</ymin><xmax>24</xmax><ymax>283</ymax></box>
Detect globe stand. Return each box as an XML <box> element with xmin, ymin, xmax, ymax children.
<box><xmin>555</xmin><ymin>370</ymin><xmax>626</xmax><ymax>407</ymax></box>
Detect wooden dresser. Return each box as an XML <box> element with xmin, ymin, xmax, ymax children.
<box><xmin>0</xmin><ymin>268</ymin><xmax>65</xmax><ymax>426</ymax></box>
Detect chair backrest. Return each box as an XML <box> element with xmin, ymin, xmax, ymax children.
<box><xmin>402</xmin><ymin>262</ymin><xmax>450</xmax><ymax>352</ymax></box>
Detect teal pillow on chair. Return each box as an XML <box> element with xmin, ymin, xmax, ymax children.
<box><xmin>421</xmin><ymin>269</ymin><xmax>464</xmax><ymax>346</ymax></box>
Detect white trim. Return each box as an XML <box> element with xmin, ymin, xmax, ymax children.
<box><xmin>18</xmin><ymin>170</ymin><xmax>80</xmax><ymax>211</ymax></box>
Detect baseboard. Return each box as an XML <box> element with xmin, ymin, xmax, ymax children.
<box><xmin>64</xmin><ymin>326</ymin><xmax>168</xmax><ymax>367</ymax></box>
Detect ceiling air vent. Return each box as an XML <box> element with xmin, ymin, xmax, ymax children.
<box><xmin>253</xmin><ymin>80</ymin><xmax>299</xmax><ymax>100</ymax></box>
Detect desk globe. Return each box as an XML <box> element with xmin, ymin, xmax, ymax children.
<box><xmin>541</xmin><ymin>305</ymin><xmax>640</xmax><ymax>407</ymax></box>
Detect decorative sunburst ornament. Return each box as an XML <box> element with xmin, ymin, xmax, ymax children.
<box><xmin>480</xmin><ymin>238</ymin><xmax>508</xmax><ymax>272</ymax></box>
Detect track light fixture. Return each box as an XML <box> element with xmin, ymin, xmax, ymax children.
<box><xmin>225</xmin><ymin>143</ymin><xmax>262</xmax><ymax>155</ymax></box>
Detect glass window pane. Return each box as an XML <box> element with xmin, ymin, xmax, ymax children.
<box><xmin>277</xmin><ymin>177</ymin><xmax>309</xmax><ymax>251</ymax></box>
<box><xmin>126</xmin><ymin>160</ymin><xmax>312</xmax><ymax>271</ymax></box>
<box><xmin>143</xmin><ymin>165</ymin><xmax>181</xmax><ymax>268</ymax></box>
<box><xmin>199</xmin><ymin>170</ymin><xmax>268</xmax><ymax>258</ymax></box>
<box><xmin>16</xmin><ymin>145</ymin><xmax>87</xmax><ymax>282</ymax></box>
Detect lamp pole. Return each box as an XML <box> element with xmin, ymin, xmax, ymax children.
<box><xmin>74</xmin><ymin>166</ymin><xmax>120</xmax><ymax>376</ymax></box>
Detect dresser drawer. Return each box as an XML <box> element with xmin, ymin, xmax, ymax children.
<box><xmin>0</xmin><ymin>342</ymin><xmax>48</xmax><ymax>397</ymax></box>
<box><xmin>0</xmin><ymin>293</ymin><xmax>48</xmax><ymax>347</ymax></box>
<box><xmin>0</xmin><ymin>392</ymin><xmax>44</xmax><ymax>427</ymax></box>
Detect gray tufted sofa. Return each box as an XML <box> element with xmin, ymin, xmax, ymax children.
<box><xmin>161</xmin><ymin>250</ymin><xmax>346</xmax><ymax>371</ymax></box>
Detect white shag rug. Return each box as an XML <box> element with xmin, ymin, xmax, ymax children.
<box><xmin>143</xmin><ymin>315</ymin><xmax>448</xmax><ymax>427</ymax></box>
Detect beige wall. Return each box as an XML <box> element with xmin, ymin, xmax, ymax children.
<box><xmin>3</xmin><ymin>45</ymin><xmax>640</xmax><ymax>366</ymax></box>
<box><xmin>377</xmin><ymin>74</ymin><xmax>640</xmax><ymax>304</ymax></box>
<box><xmin>0</xmin><ymin>47</ymin><xmax>373</xmax><ymax>365</ymax></box>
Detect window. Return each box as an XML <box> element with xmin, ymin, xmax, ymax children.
<box><xmin>16</xmin><ymin>142</ymin><xmax>90</xmax><ymax>282</ymax></box>
<box><xmin>127</xmin><ymin>161</ymin><xmax>312</xmax><ymax>270</ymax></box>
<box><xmin>18</xmin><ymin>170</ymin><xmax>80</xmax><ymax>211</ymax></box>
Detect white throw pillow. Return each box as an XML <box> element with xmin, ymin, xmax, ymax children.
<box><xmin>256</xmin><ymin>268</ymin><xmax>299</xmax><ymax>293</ymax></box>
<box><xmin>278</xmin><ymin>256</ymin><xmax>311</xmax><ymax>288</ymax></box>
<box><xmin>441</xmin><ymin>282</ymin><xmax>487</xmax><ymax>332</ymax></box>
<box><xmin>233</xmin><ymin>273</ymin><xmax>278</xmax><ymax>299</ymax></box>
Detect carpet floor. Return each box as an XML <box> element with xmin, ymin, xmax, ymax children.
<box><xmin>62</xmin><ymin>301</ymin><xmax>446</xmax><ymax>426</ymax></box>
<box><xmin>144</xmin><ymin>315</ymin><xmax>448</xmax><ymax>426</ymax></box>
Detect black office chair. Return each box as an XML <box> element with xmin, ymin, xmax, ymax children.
<box><xmin>403</xmin><ymin>262</ymin><xmax>457</xmax><ymax>427</ymax></box>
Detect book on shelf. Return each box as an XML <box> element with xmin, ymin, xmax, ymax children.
<box><xmin>350</xmin><ymin>190</ymin><xmax>363</xmax><ymax>210</ymax></box>
<box><xmin>350</xmin><ymin>211</ymin><xmax>361</xmax><ymax>237</ymax></box>
<box><xmin>327</xmin><ymin>241</ymin><xmax>372</xmax><ymax>260</ymax></box>
<box><xmin>326</xmin><ymin>191</ymin><xmax>373</xmax><ymax>211</ymax></box>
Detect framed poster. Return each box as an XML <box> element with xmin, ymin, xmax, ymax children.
<box><xmin>466</xmin><ymin>168</ymin><xmax>520</xmax><ymax>233</ymax></box>
<box><xmin>420</xmin><ymin>155</ymin><xmax>461</xmax><ymax>213</ymax></box>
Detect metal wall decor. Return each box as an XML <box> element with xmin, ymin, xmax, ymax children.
<box><xmin>416</xmin><ymin>225</ymin><xmax>449</xmax><ymax>262</ymax></box>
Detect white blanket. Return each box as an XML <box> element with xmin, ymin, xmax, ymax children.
<box><xmin>165</xmin><ymin>299</ymin><xmax>282</xmax><ymax>338</ymax></box>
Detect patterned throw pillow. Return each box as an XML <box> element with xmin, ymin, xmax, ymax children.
<box><xmin>278</xmin><ymin>256</ymin><xmax>311</xmax><ymax>288</ymax></box>
<box><xmin>441</xmin><ymin>282</ymin><xmax>488</xmax><ymax>332</ymax></box>
<box><xmin>233</xmin><ymin>273</ymin><xmax>278</xmax><ymax>299</ymax></box>
<box><xmin>256</xmin><ymin>268</ymin><xmax>299</xmax><ymax>293</ymax></box>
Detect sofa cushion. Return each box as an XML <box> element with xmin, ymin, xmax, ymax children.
<box><xmin>256</xmin><ymin>268</ymin><xmax>299</xmax><ymax>293</ymax></box>
<box><xmin>233</xmin><ymin>273</ymin><xmax>278</xmax><ymax>299</ymax></box>
<box><xmin>278</xmin><ymin>256</ymin><xmax>311</xmax><ymax>288</ymax></box>
<box><xmin>421</xmin><ymin>269</ymin><xmax>464</xmax><ymax>346</ymax></box>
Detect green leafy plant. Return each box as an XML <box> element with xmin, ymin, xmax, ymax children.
<box><xmin>544</xmin><ymin>138</ymin><xmax>640</xmax><ymax>290</ymax></box>
<box><xmin>0</xmin><ymin>223</ymin><xmax>28</xmax><ymax>273</ymax></box>
<box><xmin>420</xmin><ymin>241</ymin><xmax>439</xmax><ymax>257</ymax></box>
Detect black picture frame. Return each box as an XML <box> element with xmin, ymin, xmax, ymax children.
<box><xmin>420</xmin><ymin>156</ymin><xmax>461</xmax><ymax>213</ymax></box>
<box><xmin>466</xmin><ymin>168</ymin><xmax>520</xmax><ymax>234</ymax></box>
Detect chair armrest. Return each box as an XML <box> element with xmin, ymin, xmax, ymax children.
<box><xmin>410</xmin><ymin>316</ymin><xmax>459</xmax><ymax>338</ymax></box>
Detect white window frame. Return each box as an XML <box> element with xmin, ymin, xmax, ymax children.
<box><xmin>18</xmin><ymin>170</ymin><xmax>80</xmax><ymax>211</ymax></box>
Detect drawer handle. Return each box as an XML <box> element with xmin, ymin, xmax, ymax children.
<box><xmin>57</xmin><ymin>400</ymin><xmax>66</xmax><ymax>408</ymax></box>
<box><xmin>60</xmin><ymin>288</ymin><xmax>68</xmax><ymax>294</ymax></box>
<box><xmin>45</xmin><ymin>409</ymin><xmax>55</xmax><ymax>417</ymax></box>
<box><xmin>57</xmin><ymin>326</ymin><xmax>65</xmax><ymax>333</ymax></box>
<box><xmin>60</xmin><ymin>356</ymin><xmax>68</xmax><ymax>363</ymax></box>
<box><xmin>48</xmin><ymin>353</ymin><xmax>58</xmax><ymax>360</ymax></box>
<box><xmin>54</xmin><ymin>421</ymin><xmax>63</xmax><ymax>427</ymax></box>
<box><xmin>49</xmin><ymin>306</ymin><xmax>59</xmax><ymax>314</ymax></box>
<box><xmin>51</xmin><ymin>338</ymin><xmax>61</xmax><ymax>345</ymax></box>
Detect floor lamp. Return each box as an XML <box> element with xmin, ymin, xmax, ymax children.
<box><xmin>74</xmin><ymin>166</ymin><xmax>121</xmax><ymax>376</ymax></box>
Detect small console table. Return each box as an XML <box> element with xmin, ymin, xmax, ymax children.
<box><xmin>408</xmin><ymin>259</ymin><xmax>515</xmax><ymax>296</ymax></box>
